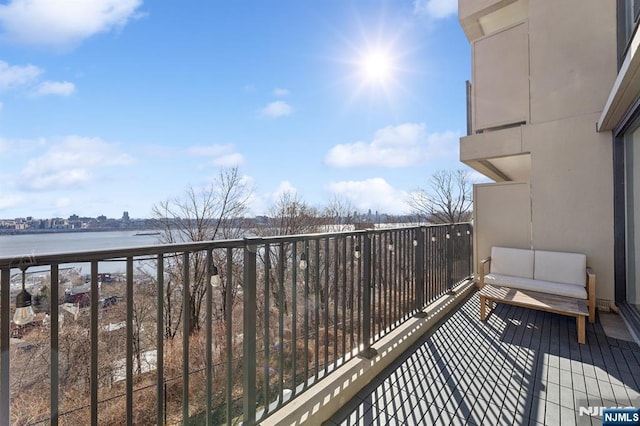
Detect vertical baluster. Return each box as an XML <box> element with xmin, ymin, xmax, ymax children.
<box><xmin>316</xmin><ymin>238</ymin><xmax>324</xmax><ymax>374</ymax></box>
<box><xmin>126</xmin><ymin>257</ymin><xmax>134</xmax><ymax>426</ymax></box>
<box><xmin>90</xmin><ymin>261</ymin><xmax>99</xmax><ymax>425</ymax></box>
<box><xmin>182</xmin><ymin>252</ymin><xmax>190</xmax><ymax>424</ymax></box>
<box><xmin>1</xmin><ymin>267</ymin><xmax>10</xmax><ymax>426</ymax></box>
<box><xmin>206</xmin><ymin>250</ymin><xmax>213</xmax><ymax>425</ymax></box>
<box><xmin>415</xmin><ymin>228</ymin><xmax>426</xmax><ymax>317</ymax></box>
<box><xmin>242</xmin><ymin>240</ymin><xmax>257</xmax><ymax>424</ymax></box>
<box><xmin>303</xmin><ymin>240</ymin><xmax>309</xmax><ymax>389</ymax></box>
<box><xmin>336</xmin><ymin>235</ymin><xmax>348</xmax><ymax>362</ymax></box>
<box><xmin>290</xmin><ymin>243</ymin><xmax>297</xmax><ymax>396</ymax></box>
<box><xmin>359</xmin><ymin>232</ymin><xmax>376</xmax><ymax>359</ymax></box>
<box><xmin>51</xmin><ymin>264</ymin><xmax>59</xmax><ymax>426</ymax></box>
<box><xmin>225</xmin><ymin>248</ymin><xmax>233</xmax><ymax>425</ymax></box>
<box><xmin>156</xmin><ymin>254</ymin><xmax>164</xmax><ymax>426</ymax></box>
<box><xmin>336</xmin><ymin>237</ymin><xmax>340</xmax><ymax>371</ymax></box>
<box><xmin>278</xmin><ymin>243</ymin><xmax>285</xmax><ymax>402</ymax></box>
<box><xmin>263</xmin><ymin>243</ymin><xmax>271</xmax><ymax>416</ymax></box>
<box><xmin>350</xmin><ymin>237</ymin><xmax>355</xmax><ymax>355</ymax></box>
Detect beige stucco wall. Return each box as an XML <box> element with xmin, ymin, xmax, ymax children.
<box><xmin>474</xmin><ymin>182</ymin><xmax>531</xmax><ymax>275</ymax></box>
<box><xmin>524</xmin><ymin>113</ymin><xmax>615</xmax><ymax>301</ymax></box>
<box><xmin>528</xmin><ymin>0</ymin><xmax>617</xmax><ymax>124</ymax></box>
<box><xmin>473</xmin><ymin>22</ymin><xmax>529</xmax><ymax>130</ymax></box>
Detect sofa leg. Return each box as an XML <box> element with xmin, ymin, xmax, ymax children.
<box><xmin>480</xmin><ymin>295</ymin><xmax>486</xmax><ymax>320</ymax></box>
<box><xmin>577</xmin><ymin>316</ymin><xmax>586</xmax><ymax>344</ymax></box>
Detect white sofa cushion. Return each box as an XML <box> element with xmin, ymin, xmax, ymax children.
<box><xmin>534</xmin><ymin>250</ymin><xmax>586</xmax><ymax>287</ymax></box>
<box><xmin>484</xmin><ymin>273</ymin><xmax>588</xmax><ymax>299</ymax></box>
<box><xmin>490</xmin><ymin>247</ymin><xmax>534</xmax><ymax>279</ymax></box>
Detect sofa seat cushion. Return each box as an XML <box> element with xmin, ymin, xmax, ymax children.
<box><xmin>534</xmin><ymin>250</ymin><xmax>586</xmax><ymax>287</ymax></box>
<box><xmin>490</xmin><ymin>247</ymin><xmax>534</xmax><ymax>279</ymax></box>
<box><xmin>484</xmin><ymin>273</ymin><xmax>588</xmax><ymax>299</ymax></box>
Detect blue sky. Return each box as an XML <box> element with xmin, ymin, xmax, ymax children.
<box><xmin>0</xmin><ymin>0</ymin><xmax>473</xmax><ymax>219</ymax></box>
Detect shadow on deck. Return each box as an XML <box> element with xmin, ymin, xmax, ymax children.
<box><xmin>324</xmin><ymin>293</ymin><xmax>640</xmax><ymax>426</ymax></box>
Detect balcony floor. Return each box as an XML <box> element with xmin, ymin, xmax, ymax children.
<box><xmin>324</xmin><ymin>293</ymin><xmax>640</xmax><ymax>426</ymax></box>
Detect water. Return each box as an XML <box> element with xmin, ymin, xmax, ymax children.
<box><xmin>0</xmin><ymin>231</ymin><xmax>163</xmax><ymax>275</ymax></box>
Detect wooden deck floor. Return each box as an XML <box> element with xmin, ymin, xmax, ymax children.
<box><xmin>324</xmin><ymin>293</ymin><xmax>640</xmax><ymax>425</ymax></box>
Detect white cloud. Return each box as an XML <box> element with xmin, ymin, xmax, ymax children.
<box><xmin>187</xmin><ymin>144</ymin><xmax>245</xmax><ymax>167</ymax></box>
<box><xmin>19</xmin><ymin>136</ymin><xmax>134</xmax><ymax>191</ymax></box>
<box><xmin>272</xmin><ymin>180</ymin><xmax>297</xmax><ymax>198</ymax></box>
<box><xmin>273</xmin><ymin>88</ymin><xmax>290</xmax><ymax>97</ymax></box>
<box><xmin>0</xmin><ymin>0</ymin><xmax>143</xmax><ymax>48</ymax></box>
<box><xmin>413</xmin><ymin>0</ymin><xmax>457</xmax><ymax>20</ymax></box>
<box><xmin>261</xmin><ymin>100</ymin><xmax>293</xmax><ymax>118</ymax></box>
<box><xmin>0</xmin><ymin>194</ymin><xmax>25</xmax><ymax>209</ymax></box>
<box><xmin>325</xmin><ymin>123</ymin><xmax>460</xmax><ymax>168</ymax></box>
<box><xmin>327</xmin><ymin>178</ymin><xmax>409</xmax><ymax>215</ymax></box>
<box><xmin>55</xmin><ymin>197</ymin><xmax>71</xmax><ymax>208</ymax></box>
<box><xmin>32</xmin><ymin>80</ymin><xmax>75</xmax><ymax>97</ymax></box>
<box><xmin>0</xmin><ymin>60</ymin><xmax>42</xmax><ymax>90</ymax></box>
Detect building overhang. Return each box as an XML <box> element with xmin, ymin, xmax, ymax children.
<box><xmin>459</xmin><ymin>0</ymin><xmax>528</xmax><ymax>41</ymax></box>
<box><xmin>460</xmin><ymin>127</ymin><xmax>531</xmax><ymax>182</ymax></box>
<box><xmin>598</xmin><ymin>22</ymin><xmax>640</xmax><ymax>132</ymax></box>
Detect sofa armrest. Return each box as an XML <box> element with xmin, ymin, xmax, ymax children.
<box><xmin>586</xmin><ymin>267</ymin><xmax>596</xmax><ymax>323</ymax></box>
<box><xmin>479</xmin><ymin>256</ymin><xmax>491</xmax><ymax>289</ymax></box>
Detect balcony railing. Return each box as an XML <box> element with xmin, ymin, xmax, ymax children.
<box><xmin>0</xmin><ymin>223</ymin><xmax>472</xmax><ymax>425</ymax></box>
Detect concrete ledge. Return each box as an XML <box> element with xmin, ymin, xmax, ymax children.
<box><xmin>261</xmin><ymin>280</ymin><xmax>476</xmax><ymax>426</ymax></box>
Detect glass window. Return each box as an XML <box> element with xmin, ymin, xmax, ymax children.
<box><xmin>625</xmin><ymin>125</ymin><xmax>640</xmax><ymax>306</ymax></box>
<box><xmin>618</xmin><ymin>0</ymin><xmax>640</xmax><ymax>67</ymax></box>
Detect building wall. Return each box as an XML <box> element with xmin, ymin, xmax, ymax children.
<box><xmin>525</xmin><ymin>114</ymin><xmax>615</xmax><ymax>301</ymax></box>
<box><xmin>528</xmin><ymin>0</ymin><xmax>616</xmax><ymax>124</ymax></box>
<box><xmin>460</xmin><ymin>0</ymin><xmax>618</xmax><ymax>303</ymax></box>
<box><xmin>473</xmin><ymin>182</ymin><xmax>531</xmax><ymax>274</ymax></box>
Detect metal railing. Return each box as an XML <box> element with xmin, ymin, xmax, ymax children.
<box><xmin>0</xmin><ymin>223</ymin><xmax>472</xmax><ymax>425</ymax></box>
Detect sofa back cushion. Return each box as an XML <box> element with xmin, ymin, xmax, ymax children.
<box><xmin>534</xmin><ymin>250</ymin><xmax>586</xmax><ymax>287</ymax></box>
<box><xmin>490</xmin><ymin>247</ymin><xmax>534</xmax><ymax>279</ymax></box>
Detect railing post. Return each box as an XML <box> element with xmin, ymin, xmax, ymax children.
<box><xmin>445</xmin><ymin>226</ymin><xmax>453</xmax><ymax>294</ymax></box>
<box><xmin>414</xmin><ymin>227</ymin><xmax>427</xmax><ymax>318</ymax></box>
<box><xmin>359</xmin><ymin>231</ymin><xmax>377</xmax><ymax>359</ymax></box>
<box><xmin>243</xmin><ymin>239</ymin><xmax>258</xmax><ymax>424</ymax></box>
<box><xmin>466</xmin><ymin>80</ymin><xmax>472</xmax><ymax>136</ymax></box>
<box><xmin>0</xmin><ymin>267</ymin><xmax>10</xmax><ymax>426</ymax></box>
<box><xmin>181</xmin><ymin>253</ymin><xmax>190</xmax><ymax>424</ymax></box>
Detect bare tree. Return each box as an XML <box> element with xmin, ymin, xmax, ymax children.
<box><xmin>322</xmin><ymin>196</ymin><xmax>357</xmax><ymax>232</ymax></box>
<box><xmin>253</xmin><ymin>191</ymin><xmax>320</xmax><ymax>315</ymax></box>
<box><xmin>259</xmin><ymin>190</ymin><xmax>321</xmax><ymax>236</ymax></box>
<box><xmin>152</xmin><ymin>166</ymin><xmax>252</xmax><ymax>336</ymax></box>
<box><xmin>407</xmin><ymin>169</ymin><xmax>473</xmax><ymax>224</ymax></box>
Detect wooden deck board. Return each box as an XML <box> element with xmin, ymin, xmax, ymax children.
<box><xmin>325</xmin><ymin>294</ymin><xmax>640</xmax><ymax>426</ymax></box>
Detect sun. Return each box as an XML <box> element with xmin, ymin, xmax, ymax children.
<box><xmin>359</xmin><ymin>49</ymin><xmax>394</xmax><ymax>85</ymax></box>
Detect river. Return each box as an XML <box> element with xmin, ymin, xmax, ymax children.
<box><xmin>0</xmin><ymin>231</ymin><xmax>163</xmax><ymax>275</ymax></box>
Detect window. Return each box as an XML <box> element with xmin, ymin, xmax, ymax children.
<box><xmin>618</xmin><ymin>0</ymin><xmax>640</xmax><ymax>67</ymax></box>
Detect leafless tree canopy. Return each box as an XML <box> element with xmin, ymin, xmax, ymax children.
<box><xmin>151</xmin><ymin>166</ymin><xmax>253</xmax><ymax>336</ymax></box>
<box><xmin>322</xmin><ymin>196</ymin><xmax>357</xmax><ymax>231</ymax></box>
<box><xmin>407</xmin><ymin>169</ymin><xmax>473</xmax><ymax>224</ymax></box>
<box><xmin>260</xmin><ymin>190</ymin><xmax>321</xmax><ymax>236</ymax></box>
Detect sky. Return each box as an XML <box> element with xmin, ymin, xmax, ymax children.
<box><xmin>0</xmin><ymin>0</ymin><xmax>475</xmax><ymax>219</ymax></box>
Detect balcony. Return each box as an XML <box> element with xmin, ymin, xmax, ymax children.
<box><xmin>325</xmin><ymin>293</ymin><xmax>640</xmax><ymax>425</ymax></box>
<box><xmin>0</xmin><ymin>224</ymin><xmax>474</xmax><ymax>425</ymax></box>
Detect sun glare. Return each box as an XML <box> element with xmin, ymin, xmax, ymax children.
<box><xmin>360</xmin><ymin>49</ymin><xmax>394</xmax><ymax>85</ymax></box>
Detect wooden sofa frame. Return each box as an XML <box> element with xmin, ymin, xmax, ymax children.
<box><xmin>478</xmin><ymin>256</ymin><xmax>596</xmax><ymax>344</ymax></box>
